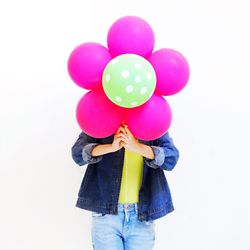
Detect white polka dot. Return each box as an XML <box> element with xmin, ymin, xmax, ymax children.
<box><xmin>121</xmin><ymin>70</ymin><xmax>130</xmax><ymax>78</ymax></box>
<box><xmin>140</xmin><ymin>87</ymin><xmax>148</xmax><ymax>94</ymax></box>
<box><xmin>105</xmin><ymin>74</ymin><xmax>110</xmax><ymax>82</ymax></box>
<box><xmin>125</xmin><ymin>85</ymin><xmax>134</xmax><ymax>93</ymax></box>
<box><xmin>115</xmin><ymin>96</ymin><xmax>122</xmax><ymax>102</ymax></box>
<box><xmin>130</xmin><ymin>101</ymin><xmax>138</xmax><ymax>106</ymax></box>
<box><xmin>134</xmin><ymin>63</ymin><xmax>142</xmax><ymax>70</ymax></box>
<box><xmin>134</xmin><ymin>75</ymin><xmax>141</xmax><ymax>83</ymax></box>
<box><xmin>111</xmin><ymin>58</ymin><xmax>119</xmax><ymax>64</ymax></box>
<box><xmin>146</xmin><ymin>73</ymin><xmax>152</xmax><ymax>80</ymax></box>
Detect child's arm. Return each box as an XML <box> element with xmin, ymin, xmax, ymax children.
<box><xmin>91</xmin><ymin>127</ymin><xmax>124</xmax><ymax>156</ymax></box>
<box><xmin>71</xmin><ymin>131</ymin><xmax>103</xmax><ymax>166</ymax></box>
<box><xmin>118</xmin><ymin>126</ymin><xmax>179</xmax><ymax>171</ymax></box>
<box><xmin>144</xmin><ymin>132</ymin><xmax>179</xmax><ymax>171</ymax></box>
<box><xmin>71</xmin><ymin>129</ymin><xmax>124</xmax><ymax>166</ymax></box>
<box><xmin>128</xmin><ymin>143</ymin><xmax>155</xmax><ymax>160</ymax></box>
<box><xmin>91</xmin><ymin>144</ymin><xmax>114</xmax><ymax>156</ymax></box>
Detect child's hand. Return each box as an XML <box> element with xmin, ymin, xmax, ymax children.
<box><xmin>111</xmin><ymin>127</ymin><xmax>125</xmax><ymax>152</ymax></box>
<box><xmin>119</xmin><ymin>125</ymin><xmax>141</xmax><ymax>153</ymax></box>
<box><xmin>111</xmin><ymin>123</ymin><xmax>155</xmax><ymax>159</ymax></box>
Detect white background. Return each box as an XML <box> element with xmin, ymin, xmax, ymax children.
<box><xmin>0</xmin><ymin>0</ymin><xmax>250</xmax><ymax>249</ymax></box>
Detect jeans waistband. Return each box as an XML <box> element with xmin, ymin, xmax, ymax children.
<box><xmin>117</xmin><ymin>203</ymin><xmax>138</xmax><ymax>212</ymax></box>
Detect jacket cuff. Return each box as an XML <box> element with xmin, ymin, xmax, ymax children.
<box><xmin>144</xmin><ymin>146</ymin><xmax>165</xmax><ymax>169</ymax></box>
<box><xmin>82</xmin><ymin>143</ymin><xmax>103</xmax><ymax>164</ymax></box>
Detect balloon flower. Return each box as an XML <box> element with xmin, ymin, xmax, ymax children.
<box><xmin>68</xmin><ymin>16</ymin><xmax>190</xmax><ymax>140</ymax></box>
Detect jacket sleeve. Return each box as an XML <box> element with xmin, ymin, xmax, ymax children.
<box><xmin>144</xmin><ymin>132</ymin><xmax>179</xmax><ymax>171</ymax></box>
<box><xmin>71</xmin><ymin>131</ymin><xmax>103</xmax><ymax>166</ymax></box>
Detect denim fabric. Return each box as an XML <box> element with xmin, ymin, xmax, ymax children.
<box><xmin>82</xmin><ymin>143</ymin><xmax>103</xmax><ymax>164</ymax></box>
<box><xmin>71</xmin><ymin>131</ymin><xmax>179</xmax><ymax>221</ymax></box>
<box><xmin>91</xmin><ymin>203</ymin><xmax>155</xmax><ymax>250</ymax></box>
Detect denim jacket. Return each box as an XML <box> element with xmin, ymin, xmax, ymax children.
<box><xmin>71</xmin><ymin>131</ymin><xmax>179</xmax><ymax>222</ymax></box>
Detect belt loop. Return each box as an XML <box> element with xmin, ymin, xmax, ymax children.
<box><xmin>135</xmin><ymin>203</ymin><xmax>138</xmax><ymax>215</ymax></box>
<box><xmin>125</xmin><ymin>204</ymin><xmax>129</xmax><ymax>222</ymax></box>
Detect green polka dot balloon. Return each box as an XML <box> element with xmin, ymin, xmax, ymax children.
<box><xmin>102</xmin><ymin>54</ymin><xmax>156</xmax><ymax>108</ymax></box>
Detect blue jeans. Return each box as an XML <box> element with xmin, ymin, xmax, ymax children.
<box><xmin>91</xmin><ymin>203</ymin><xmax>155</xmax><ymax>250</ymax></box>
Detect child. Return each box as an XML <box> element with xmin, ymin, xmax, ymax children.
<box><xmin>71</xmin><ymin>123</ymin><xmax>179</xmax><ymax>250</ymax></box>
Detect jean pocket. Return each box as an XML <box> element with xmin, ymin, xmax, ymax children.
<box><xmin>92</xmin><ymin>211</ymin><xmax>106</xmax><ymax>217</ymax></box>
<box><xmin>144</xmin><ymin>220</ymin><xmax>155</xmax><ymax>226</ymax></box>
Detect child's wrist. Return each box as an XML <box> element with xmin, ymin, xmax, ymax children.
<box><xmin>135</xmin><ymin>143</ymin><xmax>155</xmax><ymax>159</ymax></box>
<box><xmin>110</xmin><ymin>145</ymin><xmax>116</xmax><ymax>153</ymax></box>
<box><xmin>133</xmin><ymin>141</ymin><xmax>143</xmax><ymax>154</ymax></box>
<box><xmin>92</xmin><ymin>144</ymin><xmax>115</xmax><ymax>156</ymax></box>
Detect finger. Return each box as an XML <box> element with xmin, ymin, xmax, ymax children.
<box><xmin>115</xmin><ymin>127</ymin><xmax>122</xmax><ymax>134</ymax></box>
<box><xmin>124</xmin><ymin>126</ymin><xmax>133</xmax><ymax>137</ymax></box>
<box><xmin>115</xmin><ymin>133</ymin><xmax>124</xmax><ymax>140</ymax></box>
<box><xmin>120</xmin><ymin>137</ymin><xmax>128</xmax><ymax>144</ymax></box>
<box><xmin>117</xmin><ymin>133</ymin><xmax>128</xmax><ymax>140</ymax></box>
<box><xmin>118</xmin><ymin>129</ymin><xmax>132</xmax><ymax>141</ymax></box>
<box><xmin>115</xmin><ymin>126</ymin><xmax>125</xmax><ymax>136</ymax></box>
<box><xmin>118</xmin><ymin>135</ymin><xmax>127</xmax><ymax>142</ymax></box>
<box><xmin>122</xmin><ymin>122</ymin><xmax>127</xmax><ymax>128</ymax></box>
<box><xmin>115</xmin><ymin>135</ymin><xmax>122</xmax><ymax>141</ymax></box>
<box><xmin>119</xmin><ymin>127</ymin><xmax>127</xmax><ymax>135</ymax></box>
<box><xmin>124</xmin><ymin>127</ymin><xmax>132</xmax><ymax>136</ymax></box>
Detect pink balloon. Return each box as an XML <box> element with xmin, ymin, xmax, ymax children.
<box><xmin>76</xmin><ymin>90</ymin><xmax>125</xmax><ymax>138</ymax></box>
<box><xmin>68</xmin><ymin>42</ymin><xmax>112</xmax><ymax>90</ymax></box>
<box><xmin>124</xmin><ymin>95</ymin><xmax>172</xmax><ymax>141</ymax></box>
<box><xmin>149</xmin><ymin>48</ymin><xmax>190</xmax><ymax>96</ymax></box>
<box><xmin>107</xmin><ymin>16</ymin><xmax>155</xmax><ymax>58</ymax></box>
